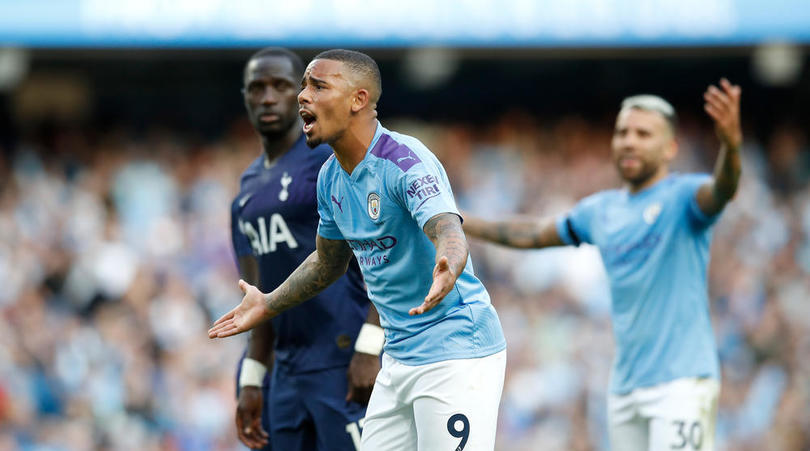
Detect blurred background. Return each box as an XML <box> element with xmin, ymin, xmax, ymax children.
<box><xmin>0</xmin><ymin>1</ymin><xmax>808</xmax><ymax>450</ymax></box>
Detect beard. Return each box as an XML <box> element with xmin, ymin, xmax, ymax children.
<box><xmin>305</xmin><ymin>126</ymin><xmax>345</xmax><ymax>149</ymax></box>
<box><xmin>620</xmin><ymin>162</ymin><xmax>659</xmax><ymax>187</ymax></box>
<box><xmin>305</xmin><ymin>134</ymin><xmax>322</xmax><ymax>149</ymax></box>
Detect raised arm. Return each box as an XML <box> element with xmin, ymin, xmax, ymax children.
<box><xmin>463</xmin><ymin>214</ymin><xmax>564</xmax><ymax>249</ymax></box>
<box><xmin>696</xmin><ymin>78</ymin><xmax>742</xmax><ymax>216</ymax></box>
<box><xmin>209</xmin><ymin>235</ymin><xmax>354</xmax><ymax>338</ymax></box>
<box><xmin>409</xmin><ymin>212</ymin><xmax>468</xmax><ymax>316</ymax></box>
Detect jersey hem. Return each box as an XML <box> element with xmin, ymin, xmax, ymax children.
<box><xmin>609</xmin><ymin>371</ymin><xmax>720</xmax><ymax>395</ymax></box>
<box><xmin>385</xmin><ymin>342</ymin><xmax>506</xmax><ymax>367</ymax></box>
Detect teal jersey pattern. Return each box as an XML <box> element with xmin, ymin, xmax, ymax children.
<box><xmin>317</xmin><ymin>123</ymin><xmax>506</xmax><ymax>365</ymax></box>
<box><xmin>557</xmin><ymin>173</ymin><xmax>721</xmax><ymax>394</ymax></box>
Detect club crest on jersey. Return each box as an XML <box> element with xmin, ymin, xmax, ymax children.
<box><xmin>279</xmin><ymin>172</ymin><xmax>292</xmax><ymax>202</ymax></box>
<box><xmin>367</xmin><ymin>192</ymin><xmax>381</xmax><ymax>220</ymax></box>
<box><xmin>643</xmin><ymin>202</ymin><xmax>662</xmax><ymax>224</ymax></box>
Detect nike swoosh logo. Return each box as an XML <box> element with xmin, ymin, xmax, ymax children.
<box><xmin>238</xmin><ymin>193</ymin><xmax>253</xmax><ymax>207</ymax></box>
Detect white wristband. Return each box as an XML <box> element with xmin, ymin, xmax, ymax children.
<box><xmin>238</xmin><ymin>358</ymin><xmax>267</xmax><ymax>388</ymax></box>
<box><xmin>354</xmin><ymin>323</ymin><xmax>385</xmax><ymax>356</ymax></box>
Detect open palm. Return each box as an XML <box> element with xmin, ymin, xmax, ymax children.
<box><xmin>409</xmin><ymin>256</ymin><xmax>455</xmax><ymax>316</ymax></box>
<box><xmin>704</xmin><ymin>78</ymin><xmax>742</xmax><ymax>150</ymax></box>
<box><xmin>208</xmin><ymin>280</ymin><xmax>270</xmax><ymax>339</ymax></box>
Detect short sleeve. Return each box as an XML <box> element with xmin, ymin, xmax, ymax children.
<box><xmin>677</xmin><ymin>173</ymin><xmax>721</xmax><ymax>228</ymax></box>
<box><xmin>316</xmin><ymin>165</ymin><xmax>344</xmax><ymax>240</ymax></box>
<box><xmin>231</xmin><ymin>198</ymin><xmax>254</xmax><ymax>259</ymax></box>
<box><xmin>555</xmin><ymin>193</ymin><xmax>602</xmax><ymax>246</ymax></box>
<box><xmin>396</xmin><ymin>159</ymin><xmax>460</xmax><ymax>229</ymax></box>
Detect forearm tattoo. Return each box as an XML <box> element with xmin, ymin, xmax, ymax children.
<box><xmin>424</xmin><ymin>213</ymin><xmax>468</xmax><ymax>276</ymax></box>
<box><xmin>495</xmin><ymin>221</ymin><xmax>543</xmax><ymax>247</ymax></box>
<box><xmin>264</xmin><ymin>238</ymin><xmax>352</xmax><ymax>314</ymax></box>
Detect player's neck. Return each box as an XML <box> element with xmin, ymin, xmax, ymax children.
<box><xmin>628</xmin><ymin>166</ymin><xmax>669</xmax><ymax>194</ymax></box>
<box><xmin>332</xmin><ymin>118</ymin><xmax>378</xmax><ymax>175</ymax></box>
<box><xmin>260</xmin><ymin>120</ymin><xmax>302</xmax><ymax>165</ymax></box>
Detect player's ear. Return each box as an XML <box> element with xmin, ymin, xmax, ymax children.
<box><xmin>665</xmin><ymin>138</ymin><xmax>679</xmax><ymax>161</ymax></box>
<box><xmin>351</xmin><ymin>88</ymin><xmax>370</xmax><ymax>113</ymax></box>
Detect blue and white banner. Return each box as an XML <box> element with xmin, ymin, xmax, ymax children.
<box><xmin>0</xmin><ymin>0</ymin><xmax>808</xmax><ymax>47</ymax></box>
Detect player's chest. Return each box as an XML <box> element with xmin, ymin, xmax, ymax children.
<box><xmin>595</xmin><ymin>193</ymin><xmax>673</xmax><ymax>246</ymax></box>
<box><xmin>329</xmin><ymin>172</ymin><xmax>405</xmax><ymax>239</ymax></box>
<box><xmin>238</xmin><ymin>169</ymin><xmax>317</xmax><ymax>224</ymax></box>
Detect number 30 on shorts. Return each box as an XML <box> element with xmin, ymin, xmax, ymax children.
<box><xmin>671</xmin><ymin>420</ymin><xmax>703</xmax><ymax>449</ymax></box>
<box><xmin>447</xmin><ymin>413</ymin><xmax>470</xmax><ymax>451</ymax></box>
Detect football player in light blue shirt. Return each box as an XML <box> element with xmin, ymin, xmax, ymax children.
<box><xmin>210</xmin><ymin>50</ymin><xmax>506</xmax><ymax>451</ymax></box>
<box><xmin>463</xmin><ymin>80</ymin><xmax>742</xmax><ymax>451</ymax></box>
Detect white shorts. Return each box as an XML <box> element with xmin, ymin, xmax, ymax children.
<box><xmin>608</xmin><ymin>377</ymin><xmax>720</xmax><ymax>451</ymax></box>
<box><xmin>360</xmin><ymin>350</ymin><xmax>506</xmax><ymax>451</ymax></box>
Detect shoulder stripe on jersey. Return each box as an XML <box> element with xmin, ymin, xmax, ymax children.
<box><xmin>371</xmin><ymin>134</ymin><xmax>421</xmax><ymax>172</ymax></box>
<box><xmin>565</xmin><ymin>217</ymin><xmax>582</xmax><ymax>246</ymax></box>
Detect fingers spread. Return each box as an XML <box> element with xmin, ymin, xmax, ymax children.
<box><xmin>208</xmin><ymin>320</ymin><xmax>238</xmax><ymax>338</ymax></box>
<box><xmin>720</xmin><ymin>78</ymin><xmax>741</xmax><ymax>99</ymax></box>
<box><xmin>720</xmin><ymin>77</ymin><xmax>733</xmax><ymax>92</ymax></box>
<box><xmin>705</xmin><ymin>86</ymin><xmax>731</xmax><ymax>110</ymax></box>
<box><xmin>217</xmin><ymin>325</ymin><xmax>241</xmax><ymax>338</ymax></box>
<box><xmin>212</xmin><ymin>310</ymin><xmax>235</xmax><ymax>327</ymax></box>
<box><xmin>704</xmin><ymin>93</ymin><xmax>730</xmax><ymax>122</ymax></box>
<box><xmin>704</xmin><ymin>102</ymin><xmax>721</xmax><ymax>121</ymax></box>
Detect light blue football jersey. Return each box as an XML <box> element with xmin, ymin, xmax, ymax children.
<box><xmin>317</xmin><ymin>123</ymin><xmax>506</xmax><ymax>365</ymax></box>
<box><xmin>556</xmin><ymin>173</ymin><xmax>721</xmax><ymax>394</ymax></box>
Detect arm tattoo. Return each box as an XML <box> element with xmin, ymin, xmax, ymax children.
<box><xmin>424</xmin><ymin>213</ymin><xmax>468</xmax><ymax>277</ymax></box>
<box><xmin>466</xmin><ymin>215</ymin><xmax>562</xmax><ymax>249</ymax></box>
<box><xmin>264</xmin><ymin>237</ymin><xmax>353</xmax><ymax>315</ymax></box>
<box><xmin>490</xmin><ymin>219</ymin><xmax>544</xmax><ymax>248</ymax></box>
<box><xmin>500</xmin><ymin>221</ymin><xmax>541</xmax><ymax>247</ymax></box>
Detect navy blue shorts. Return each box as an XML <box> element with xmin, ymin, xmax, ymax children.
<box><xmin>269</xmin><ymin>363</ymin><xmax>367</xmax><ymax>451</ymax></box>
<box><xmin>236</xmin><ymin>357</ymin><xmax>367</xmax><ymax>450</ymax></box>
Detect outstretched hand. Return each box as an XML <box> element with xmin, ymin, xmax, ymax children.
<box><xmin>704</xmin><ymin>78</ymin><xmax>742</xmax><ymax>151</ymax></box>
<box><xmin>409</xmin><ymin>256</ymin><xmax>456</xmax><ymax>316</ymax></box>
<box><xmin>208</xmin><ymin>280</ymin><xmax>272</xmax><ymax>339</ymax></box>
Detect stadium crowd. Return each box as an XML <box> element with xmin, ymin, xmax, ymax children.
<box><xmin>0</xmin><ymin>110</ymin><xmax>807</xmax><ymax>450</ymax></box>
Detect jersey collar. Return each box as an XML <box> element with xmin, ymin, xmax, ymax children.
<box><xmin>348</xmin><ymin>121</ymin><xmax>385</xmax><ymax>181</ymax></box>
<box><xmin>625</xmin><ymin>172</ymin><xmax>675</xmax><ymax>200</ymax></box>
